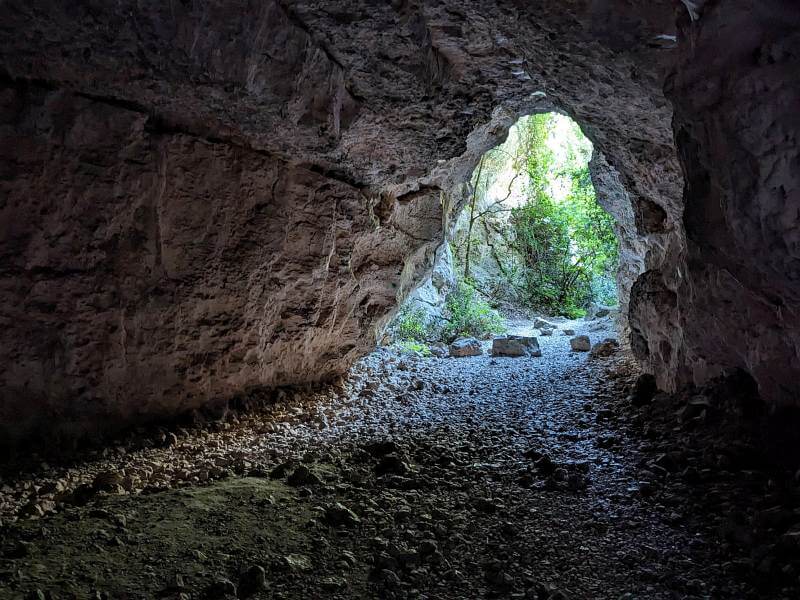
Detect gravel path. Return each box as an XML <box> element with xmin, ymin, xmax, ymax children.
<box><xmin>0</xmin><ymin>317</ymin><xmax>769</xmax><ymax>598</ymax></box>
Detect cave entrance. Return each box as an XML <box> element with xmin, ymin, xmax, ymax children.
<box><xmin>453</xmin><ymin>113</ymin><xmax>618</xmax><ymax>320</ymax></box>
<box><xmin>388</xmin><ymin>113</ymin><xmax>620</xmax><ymax>355</ymax></box>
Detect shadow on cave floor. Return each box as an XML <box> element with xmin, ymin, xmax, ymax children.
<box><xmin>0</xmin><ymin>318</ymin><xmax>798</xmax><ymax>599</ymax></box>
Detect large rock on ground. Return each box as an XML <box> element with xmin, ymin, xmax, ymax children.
<box><xmin>491</xmin><ymin>336</ymin><xmax>542</xmax><ymax>358</ymax></box>
<box><xmin>590</xmin><ymin>339</ymin><xmax>620</xmax><ymax>358</ymax></box>
<box><xmin>570</xmin><ymin>336</ymin><xmax>592</xmax><ymax>352</ymax></box>
<box><xmin>449</xmin><ymin>338</ymin><xmax>482</xmax><ymax>358</ymax></box>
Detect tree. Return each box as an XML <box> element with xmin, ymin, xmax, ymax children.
<box><xmin>453</xmin><ymin>112</ymin><xmax>618</xmax><ymax>316</ymax></box>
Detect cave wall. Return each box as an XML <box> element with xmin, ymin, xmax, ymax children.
<box><xmin>664</xmin><ymin>0</ymin><xmax>800</xmax><ymax>405</ymax></box>
<box><xmin>3</xmin><ymin>0</ymin><xmax>789</xmax><ymax>443</ymax></box>
<box><xmin>0</xmin><ymin>82</ymin><xmax>443</xmax><ymax>443</ymax></box>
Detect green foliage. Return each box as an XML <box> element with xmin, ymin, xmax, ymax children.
<box><xmin>396</xmin><ymin>340</ymin><xmax>433</xmax><ymax>356</ymax></box>
<box><xmin>452</xmin><ymin>112</ymin><xmax>618</xmax><ymax>317</ymax></box>
<box><xmin>510</xmin><ymin>162</ymin><xmax>618</xmax><ymax>316</ymax></box>
<box><xmin>391</xmin><ymin>305</ymin><xmax>431</xmax><ymax>342</ymax></box>
<box><xmin>441</xmin><ymin>281</ymin><xmax>506</xmax><ymax>342</ymax></box>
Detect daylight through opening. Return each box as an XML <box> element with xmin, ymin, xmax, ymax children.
<box><xmin>455</xmin><ymin>113</ymin><xmax>618</xmax><ymax>318</ymax></box>
<box><xmin>389</xmin><ymin>113</ymin><xmax>620</xmax><ymax>354</ymax></box>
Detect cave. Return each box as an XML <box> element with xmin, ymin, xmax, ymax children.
<box><xmin>1</xmin><ymin>1</ymin><xmax>800</xmax><ymax>598</ymax></box>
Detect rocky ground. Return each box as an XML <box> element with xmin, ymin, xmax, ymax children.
<box><xmin>1</xmin><ymin>316</ymin><xmax>799</xmax><ymax>599</ymax></box>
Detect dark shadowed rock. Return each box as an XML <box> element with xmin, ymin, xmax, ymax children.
<box><xmin>570</xmin><ymin>336</ymin><xmax>592</xmax><ymax>352</ymax></box>
<box><xmin>630</xmin><ymin>373</ymin><xmax>658</xmax><ymax>406</ymax></box>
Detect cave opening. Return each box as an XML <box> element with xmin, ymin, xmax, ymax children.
<box><xmin>1</xmin><ymin>1</ymin><xmax>799</xmax><ymax>597</ymax></box>
<box><xmin>388</xmin><ymin>112</ymin><xmax>621</xmax><ymax>357</ymax></box>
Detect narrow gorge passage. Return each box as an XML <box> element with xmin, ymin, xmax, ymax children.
<box><xmin>0</xmin><ymin>315</ymin><xmax>780</xmax><ymax>598</ymax></box>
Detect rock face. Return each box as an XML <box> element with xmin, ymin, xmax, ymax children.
<box><xmin>400</xmin><ymin>243</ymin><xmax>456</xmax><ymax>328</ymax></box>
<box><xmin>0</xmin><ymin>0</ymin><xmax>796</xmax><ymax>445</ymax></box>
<box><xmin>659</xmin><ymin>1</ymin><xmax>800</xmax><ymax>406</ymax></box>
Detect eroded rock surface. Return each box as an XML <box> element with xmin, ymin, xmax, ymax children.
<box><xmin>664</xmin><ymin>1</ymin><xmax>800</xmax><ymax>406</ymax></box>
<box><xmin>0</xmin><ymin>0</ymin><xmax>797</xmax><ymax>442</ymax></box>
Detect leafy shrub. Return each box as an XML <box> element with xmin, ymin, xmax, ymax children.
<box><xmin>390</xmin><ymin>304</ymin><xmax>431</xmax><ymax>342</ymax></box>
<box><xmin>451</xmin><ymin>113</ymin><xmax>619</xmax><ymax>318</ymax></box>
<box><xmin>441</xmin><ymin>281</ymin><xmax>506</xmax><ymax>341</ymax></box>
<box><xmin>396</xmin><ymin>340</ymin><xmax>433</xmax><ymax>356</ymax></box>
<box><xmin>510</xmin><ymin>165</ymin><xmax>618</xmax><ymax>316</ymax></box>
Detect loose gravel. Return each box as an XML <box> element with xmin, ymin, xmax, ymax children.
<box><xmin>0</xmin><ymin>316</ymin><xmax>796</xmax><ymax>599</ymax></box>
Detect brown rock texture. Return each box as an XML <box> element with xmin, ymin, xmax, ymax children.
<box><xmin>0</xmin><ymin>0</ymin><xmax>795</xmax><ymax>444</ymax></box>
<box><xmin>0</xmin><ymin>83</ymin><xmax>444</xmax><ymax>442</ymax></box>
<box><xmin>664</xmin><ymin>1</ymin><xmax>800</xmax><ymax>405</ymax></box>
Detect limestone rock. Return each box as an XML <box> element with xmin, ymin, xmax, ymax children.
<box><xmin>534</xmin><ymin>318</ymin><xmax>557</xmax><ymax>330</ymax></box>
<box><xmin>491</xmin><ymin>336</ymin><xmax>542</xmax><ymax>358</ymax></box>
<box><xmin>0</xmin><ymin>0</ymin><xmax>796</xmax><ymax>448</ymax></box>
<box><xmin>449</xmin><ymin>338</ymin><xmax>482</xmax><ymax>358</ymax></box>
<box><xmin>590</xmin><ymin>338</ymin><xmax>620</xmax><ymax>358</ymax></box>
<box><xmin>324</xmin><ymin>502</ymin><xmax>361</xmax><ymax>528</ymax></box>
<box><xmin>661</xmin><ymin>1</ymin><xmax>800</xmax><ymax>406</ymax></box>
<box><xmin>570</xmin><ymin>336</ymin><xmax>591</xmax><ymax>352</ymax></box>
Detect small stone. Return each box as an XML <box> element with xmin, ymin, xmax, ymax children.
<box><xmin>282</xmin><ymin>554</ymin><xmax>313</xmax><ymax>572</ymax></box>
<box><xmin>483</xmin><ymin>559</ymin><xmax>513</xmax><ymax>589</ymax></box>
<box><xmin>522</xmin><ymin>447</ymin><xmax>544</xmax><ymax>461</ymax></box>
<box><xmin>365</xmin><ymin>440</ymin><xmax>399</xmax><ymax>457</ymax></box>
<box><xmin>321</xmin><ymin>576</ymin><xmax>348</xmax><ymax>591</ymax></box>
<box><xmin>596</xmin><ymin>408</ymin><xmax>614</xmax><ymax>421</ymax></box>
<box><xmin>339</xmin><ymin>550</ymin><xmax>358</xmax><ymax>568</ymax></box>
<box><xmin>652</xmin><ymin>453</ymin><xmax>679</xmax><ymax>473</ymax></box>
<box><xmin>419</xmin><ymin>539</ymin><xmax>439</xmax><ymax>556</ymax></box>
<box><xmin>324</xmin><ymin>502</ymin><xmax>361</xmax><ymax>527</ymax></box>
<box><xmin>638</xmin><ymin>481</ymin><xmax>656</xmax><ymax>497</ymax></box>
<box><xmin>206</xmin><ymin>578</ymin><xmax>237</xmax><ymax>599</ymax></box>
<box><xmin>677</xmin><ymin>396</ymin><xmax>711</xmax><ymax>423</ymax></box>
<box><xmin>473</xmin><ymin>497</ymin><xmax>498</xmax><ymax>514</ymax></box>
<box><xmin>570</xmin><ymin>335</ymin><xmax>591</xmax><ymax>352</ymax></box>
<box><xmin>287</xmin><ymin>465</ymin><xmax>323</xmax><ymax>487</ymax></box>
<box><xmin>92</xmin><ymin>471</ymin><xmax>124</xmax><ymax>492</ymax></box>
<box><xmin>376</xmin><ymin>454</ymin><xmax>409</xmax><ymax>476</ymax></box>
<box><xmin>562</xmin><ymin>328</ymin><xmax>576</xmax><ymax>336</ymax></box>
<box><xmin>269</xmin><ymin>461</ymin><xmax>293</xmax><ymax>479</ymax></box>
<box><xmin>380</xmin><ymin>569</ymin><xmax>401</xmax><ymax>588</ymax></box>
